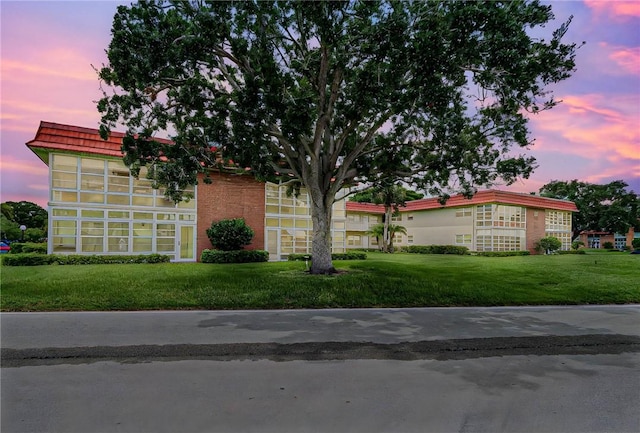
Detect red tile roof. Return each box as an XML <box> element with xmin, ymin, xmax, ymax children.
<box><xmin>28</xmin><ymin>122</ymin><xmax>577</xmax><ymax>213</ymax></box>
<box><xmin>26</xmin><ymin>121</ymin><xmax>173</xmax><ymax>161</ymax></box>
<box><xmin>347</xmin><ymin>189</ymin><xmax>578</xmax><ymax>213</ymax></box>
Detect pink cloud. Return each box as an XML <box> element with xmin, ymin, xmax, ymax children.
<box><xmin>584</xmin><ymin>0</ymin><xmax>640</xmax><ymax>19</ymax></box>
<box><xmin>0</xmin><ymin>156</ymin><xmax>48</xmax><ymax>177</ymax></box>
<box><xmin>608</xmin><ymin>46</ymin><xmax>640</xmax><ymax>75</ymax></box>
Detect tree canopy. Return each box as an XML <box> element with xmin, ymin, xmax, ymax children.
<box><xmin>540</xmin><ymin>180</ymin><xmax>639</xmax><ymax>237</ymax></box>
<box><xmin>98</xmin><ymin>0</ymin><xmax>580</xmax><ymax>273</ymax></box>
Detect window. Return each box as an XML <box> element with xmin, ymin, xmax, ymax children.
<box><xmin>455</xmin><ymin>208</ymin><xmax>472</xmax><ymax>218</ymax></box>
<box><xmin>407</xmin><ymin>235</ymin><xmax>414</xmax><ymax>244</ymax></box>
<box><xmin>407</xmin><ymin>214</ymin><xmax>414</xmax><ymax>221</ymax></box>
<box><xmin>347</xmin><ymin>235</ymin><xmax>362</xmax><ymax>247</ymax></box>
<box><xmin>81</xmin><ymin>221</ymin><xmax>104</xmax><ymax>252</ymax></box>
<box><xmin>614</xmin><ymin>234</ymin><xmax>626</xmax><ymax>250</ymax></box>
<box><xmin>455</xmin><ymin>234</ymin><xmax>472</xmax><ymax>245</ymax></box>
<box><xmin>108</xmin><ymin>222</ymin><xmax>129</xmax><ymax>253</ymax></box>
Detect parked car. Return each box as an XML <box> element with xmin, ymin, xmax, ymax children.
<box><xmin>0</xmin><ymin>241</ymin><xmax>10</xmax><ymax>254</ymax></box>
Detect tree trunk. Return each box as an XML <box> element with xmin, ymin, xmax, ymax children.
<box><xmin>382</xmin><ymin>206</ymin><xmax>392</xmax><ymax>253</ymax></box>
<box><xmin>309</xmin><ymin>193</ymin><xmax>336</xmax><ymax>274</ymax></box>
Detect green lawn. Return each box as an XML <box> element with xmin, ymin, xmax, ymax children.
<box><xmin>1</xmin><ymin>252</ymin><xmax>638</xmax><ymax>311</ymax></box>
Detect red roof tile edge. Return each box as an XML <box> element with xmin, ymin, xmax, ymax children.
<box><xmin>347</xmin><ymin>189</ymin><xmax>577</xmax><ymax>213</ymax></box>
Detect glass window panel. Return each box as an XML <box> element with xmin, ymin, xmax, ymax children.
<box><xmin>53</xmin><ymin>190</ymin><xmax>77</xmax><ymax>202</ymax></box>
<box><xmin>107</xmin><ymin>175</ymin><xmax>130</xmax><ymax>193</ymax></box>
<box><xmin>155</xmin><ymin>196</ymin><xmax>176</xmax><ymax>207</ymax></box>
<box><xmin>52</xmin><ymin>171</ymin><xmax>77</xmax><ymax>189</ymax></box>
<box><xmin>108</xmin><ymin>222</ymin><xmax>129</xmax><ymax>236</ymax></box>
<box><xmin>108</xmin><ymin>236</ymin><xmax>129</xmax><ymax>253</ymax></box>
<box><xmin>107</xmin><ymin>195</ymin><xmax>130</xmax><ymax>205</ymax></box>
<box><xmin>156</xmin><ymin>238</ymin><xmax>175</xmax><ymax>252</ymax></box>
<box><xmin>52</xmin><ymin>154</ymin><xmax>78</xmax><ymax>172</ymax></box>
<box><xmin>134</xmin><ymin>212</ymin><xmax>153</xmax><ymax>220</ymax></box>
<box><xmin>157</xmin><ymin>223</ymin><xmax>175</xmax><ymax>237</ymax></box>
<box><xmin>52</xmin><ymin>209</ymin><xmax>77</xmax><ymax>217</ymax></box>
<box><xmin>133</xmin><ymin>223</ymin><xmax>153</xmax><ymax>237</ymax></box>
<box><xmin>132</xmin><ymin>196</ymin><xmax>153</xmax><ymax>206</ymax></box>
<box><xmin>79</xmin><ymin>192</ymin><xmax>104</xmax><ymax>203</ymax></box>
<box><xmin>178</xmin><ymin>214</ymin><xmax>195</xmax><ymax>221</ymax></box>
<box><xmin>280</xmin><ymin>206</ymin><xmax>294</xmax><ymax>215</ymax></box>
<box><xmin>53</xmin><ymin>220</ymin><xmax>76</xmax><ymax>236</ymax></box>
<box><xmin>81</xmin><ymin>210</ymin><xmax>104</xmax><ymax>218</ymax></box>
<box><xmin>266</xmin><ymin>205</ymin><xmax>279</xmax><ymax>214</ymax></box>
<box><xmin>81</xmin><ymin>158</ymin><xmax>105</xmax><ymax>174</ymax></box>
<box><xmin>280</xmin><ymin>219</ymin><xmax>294</xmax><ymax>228</ymax></box>
<box><xmin>266</xmin><ymin>218</ymin><xmax>279</xmax><ymax>227</ymax></box>
<box><xmin>52</xmin><ymin>236</ymin><xmax>76</xmax><ymax>252</ymax></box>
<box><xmin>294</xmin><ymin>219</ymin><xmax>309</xmax><ymax>228</ymax></box>
<box><xmin>81</xmin><ymin>174</ymin><xmax>104</xmax><ymax>191</ymax></box>
<box><xmin>108</xmin><ymin>211</ymin><xmax>130</xmax><ymax>218</ymax></box>
<box><xmin>133</xmin><ymin>238</ymin><xmax>153</xmax><ymax>252</ymax></box>
<box><xmin>333</xmin><ymin>221</ymin><xmax>345</xmax><ymax>229</ymax></box>
<box><xmin>157</xmin><ymin>213</ymin><xmax>176</xmax><ymax>221</ymax></box>
<box><xmin>176</xmin><ymin>200</ymin><xmax>195</xmax><ymax>209</ymax></box>
<box><xmin>81</xmin><ymin>221</ymin><xmax>104</xmax><ymax>236</ymax></box>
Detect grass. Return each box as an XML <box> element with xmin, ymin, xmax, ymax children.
<box><xmin>1</xmin><ymin>251</ymin><xmax>638</xmax><ymax>311</ymax></box>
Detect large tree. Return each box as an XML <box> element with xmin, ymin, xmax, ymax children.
<box><xmin>98</xmin><ymin>0</ymin><xmax>580</xmax><ymax>273</ymax></box>
<box><xmin>4</xmin><ymin>201</ymin><xmax>48</xmax><ymax>232</ymax></box>
<box><xmin>540</xmin><ymin>180</ymin><xmax>639</xmax><ymax>239</ymax></box>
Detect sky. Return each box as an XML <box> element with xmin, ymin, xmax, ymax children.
<box><xmin>1</xmin><ymin>0</ymin><xmax>639</xmax><ymax>209</ymax></box>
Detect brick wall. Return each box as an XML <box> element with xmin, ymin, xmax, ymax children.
<box><xmin>196</xmin><ymin>172</ymin><xmax>265</xmax><ymax>260</ymax></box>
<box><xmin>525</xmin><ymin>208</ymin><xmax>546</xmax><ymax>254</ymax></box>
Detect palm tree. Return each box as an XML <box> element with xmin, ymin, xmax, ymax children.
<box><xmin>366</xmin><ymin>223</ymin><xmax>407</xmax><ymax>253</ymax></box>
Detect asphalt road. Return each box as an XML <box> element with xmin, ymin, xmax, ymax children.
<box><xmin>2</xmin><ymin>306</ymin><xmax>639</xmax><ymax>433</ymax></box>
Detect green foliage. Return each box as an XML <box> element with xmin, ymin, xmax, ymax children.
<box><xmin>557</xmin><ymin>250</ymin><xmax>586</xmax><ymax>255</ymax></box>
<box><xmin>540</xmin><ymin>180</ymin><xmax>639</xmax><ymax>237</ymax></box>
<box><xmin>571</xmin><ymin>240</ymin><xmax>585</xmax><ymax>250</ymax></box>
<box><xmin>0</xmin><ymin>215</ymin><xmax>22</xmax><ymax>241</ymax></box>
<box><xmin>632</xmin><ymin>238</ymin><xmax>640</xmax><ymax>249</ymax></box>
<box><xmin>402</xmin><ymin>245</ymin><xmax>469</xmax><ymax>255</ymax></box>
<box><xmin>535</xmin><ymin>236</ymin><xmax>563</xmax><ymax>254</ymax></box>
<box><xmin>288</xmin><ymin>252</ymin><xmax>367</xmax><ymax>261</ymax></box>
<box><xmin>99</xmin><ymin>0</ymin><xmax>580</xmax><ymax>274</ymax></box>
<box><xmin>1</xmin><ymin>254</ymin><xmax>170</xmax><ymax>266</ymax></box>
<box><xmin>9</xmin><ymin>243</ymin><xmax>47</xmax><ymax>254</ymax></box>
<box><xmin>602</xmin><ymin>241</ymin><xmax>614</xmax><ymax>250</ymax></box>
<box><xmin>475</xmin><ymin>251</ymin><xmax>531</xmax><ymax>257</ymax></box>
<box><xmin>206</xmin><ymin>218</ymin><xmax>254</xmax><ymax>251</ymax></box>
<box><xmin>2</xmin><ymin>201</ymin><xmax>48</xmax><ymax>231</ymax></box>
<box><xmin>200</xmin><ymin>249</ymin><xmax>269</xmax><ymax>264</ymax></box>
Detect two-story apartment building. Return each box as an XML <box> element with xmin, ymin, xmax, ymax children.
<box><xmin>27</xmin><ymin>121</ymin><xmax>577</xmax><ymax>260</ymax></box>
<box><xmin>346</xmin><ymin>191</ymin><xmax>578</xmax><ymax>254</ymax></box>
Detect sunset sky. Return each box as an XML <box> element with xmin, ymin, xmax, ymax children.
<box><xmin>1</xmin><ymin>1</ymin><xmax>638</xmax><ymax>208</ymax></box>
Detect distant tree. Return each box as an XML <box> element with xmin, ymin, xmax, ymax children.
<box><xmin>4</xmin><ymin>201</ymin><xmax>48</xmax><ymax>232</ymax></box>
<box><xmin>1</xmin><ymin>203</ymin><xmax>14</xmax><ymax>221</ymax></box>
<box><xmin>539</xmin><ymin>180</ymin><xmax>639</xmax><ymax>238</ymax></box>
<box><xmin>0</xmin><ymin>215</ymin><xmax>21</xmax><ymax>241</ymax></box>
<box><xmin>99</xmin><ymin>1</ymin><xmax>580</xmax><ymax>273</ymax></box>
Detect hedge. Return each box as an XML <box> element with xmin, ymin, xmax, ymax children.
<box><xmin>200</xmin><ymin>249</ymin><xmax>269</xmax><ymax>264</ymax></box>
<box><xmin>8</xmin><ymin>242</ymin><xmax>47</xmax><ymax>254</ymax></box>
<box><xmin>401</xmin><ymin>245</ymin><xmax>469</xmax><ymax>255</ymax></box>
<box><xmin>1</xmin><ymin>253</ymin><xmax>170</xmax><ymax>266</ymax></box>
<box><xmin>475</xmin><ymin>251</ymin><xmax>531</xmax><ymax>257</ymax></box>
<box><xmin>287</xmin><ymin>252</ymin><xmax>367</xmax><ymax>261</ymax></box>
<box><xmin>557</xmin><ymin>250</ymin><xmax>586</xmax><ymax>255</ymax></box>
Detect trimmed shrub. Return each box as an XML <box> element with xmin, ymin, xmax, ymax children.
<box><xmin>287</xmin><ymin>252</ymin><xmax>367</xmax><ymax>261</ymax></box>
<box><xmin>602</xmin><ymin>241</ymin><xmax>614</xmax><ymax>250</ymax></box>
<box><xmin>201</xmin><ymin>249</ymin><xmax>269</xmax><ymax>264</ymax></box>
<box><xmin>557</xmin><ymin>250</ymin><xmax>586</xmax><ymax>255</ymax></box>
<box><xmin>535</xmin><ymin>236</ymin><xmax>562</xmax><ymax>254</ymax></box>
<box><xmin>632</xmin><ymin>238</ymin><xmax>640</xmax><ymax>250</ymax></box>
<box><xmin>8</xmin><ymin>242</ymin><xmax>47</xmax><ymax>254</ymax></box>
<box><xmin>475</xmin><ymin>251</ymin><xmax>531</xmax><ymax>257</ymax></box>
<box><xmin>571</xmin><ymin>240</ymin><xmax>584</xmax><ymax>250</ymax></box>
<box><xmin>206</xmin><ymin>218</ymin><xmax>254</xmax><ymax>251</ymax></box>
<box><xmin>1</xmin><ymin>253</ymin><xmax>170</xmax><ymax>266</ymax></box>
<box><xmin>402</xmin><ymin>245</ymin><xmax>469</xmax><ymax>255</ymax></box>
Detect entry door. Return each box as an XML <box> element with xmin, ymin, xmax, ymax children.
<box><xmin>266</xmin><ymin>229</ymin><xmax>279</xmax><ymax>261</ymax></box>
<box><xmin>177</xmin><ymin>225</ymin><xmax>195</xmax><ymax>261</ymax></box>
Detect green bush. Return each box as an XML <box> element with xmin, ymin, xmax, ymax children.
<box><xmin>8</xmin><ymin>242</ymin><xmax>47</xmax><ymax>254</ymax></box>
<box><xmin>571</xmin><ymin>240</ymin><xmax>584</xmax><ymax>250</ymax></box>
<box><xmin>206</xmin><ymin>218</ymin><xmax>254</xmax><ymax>251</ymax></box>
<box><xmin>1</xmin><ymin>253</ymin><xmax>170</xmax><ymax>266</ymax></box>
<box><xmin>535</xmin><ymin>236</ymin><xmax>562</xmax><ymax>254</ymax></box>
<box><xmin>602</xmin><ymin>241</ymin><xmax>614</xmax><ymax>250</ymax></box>
<box><xmin>557</xmin><ymin>250</ymin><xmax>586</xmax><ymax>255</ymax></box>
<box><xmin>632</xmin><ymin>238</ymin><xmax>640</xmax><ymax>250</ymax></box>
<box><xmin>402</xmin><ymin>245</ymin><xmax>469</xmax><ymax>255</ymax></box>
<box><xmin>475</xmin><ymin>251</ymin><xmax>531</xmax><ymax>257</ymax></box>
<box><xmin>200</xmin><ymin>249</ymin><xmax>269</xmax><ymax>263</ymax></box>
<box><xmin>287</xmin><ymin>252</ymin><xmax>367</xmax><ymax>261</ymax></box>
